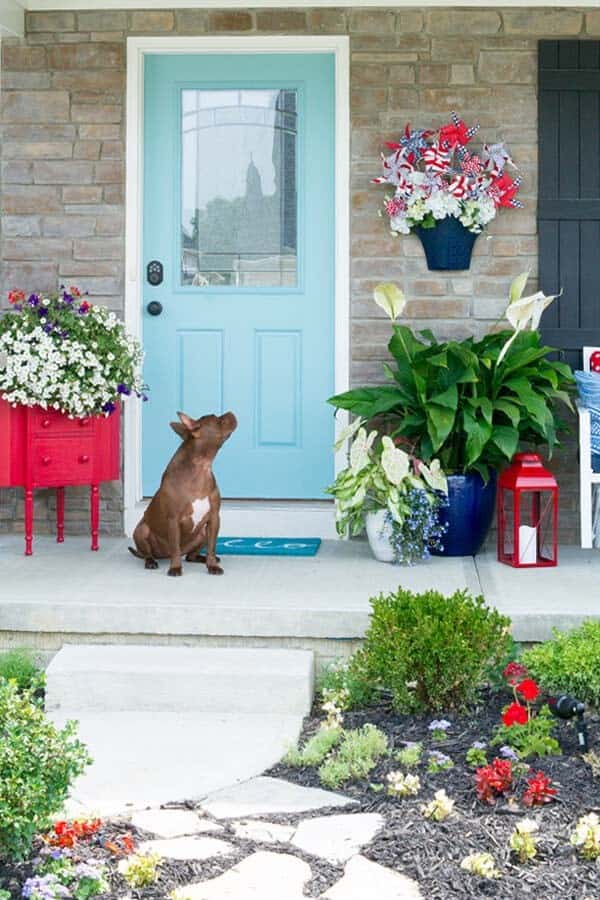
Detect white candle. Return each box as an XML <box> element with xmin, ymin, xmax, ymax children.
<box><xmin>518</xmin><ymin>525</ymin><xmax>537</xmax><ymax>565</ymax></box>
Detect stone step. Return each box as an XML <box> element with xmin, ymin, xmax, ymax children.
<box><xmin>45</xmin><ymin>644</ymin><xmax>314</xmax><ymax>715</ymax></box>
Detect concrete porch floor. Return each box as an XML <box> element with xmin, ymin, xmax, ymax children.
<box><xmin>1</xmin><ymin>535</ymin><xmax>598</xmax><ymax>661</ymax></box>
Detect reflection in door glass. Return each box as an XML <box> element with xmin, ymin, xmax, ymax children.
<box><xmin>181</xmin><ymin>89</ymin><xmax>298</xmax><ymax>288</ymax></box>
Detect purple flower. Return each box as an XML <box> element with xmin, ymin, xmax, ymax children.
<box><xmin>43</xmin><ymin>324</ymin><xmax>53</xmax><ymax>333</ymax></box>
<box><xmin>102</xmin><ymin>401</ymin><xmax>116</xmax><ymax>415</ymax></box>
<box><xmin>28</xmin><ymin>294</ymin><xmax>40</xmax><ymax>307</ymax></box>
<box><xmin>428</xmin><ymin>719</ymin><xmax>451</xmax><ymax>732</ymax></box>
<box><xmin>62</xmin><ymin>291</ymin><xmax>74</xmax><ymax>305</ymax></box>
<box><xmin>499</xmin><ymin>745</ymin><xmax>519</xmax><ymax>761</ymax></box>
<box><xmin>472</xmin><ymin>740</ymin><xmax>486</xmax><ymax>750</ymax></box>
<box><xmin>117</xmin><ymin>383</ymin><xmax>131</xmax><ymax>396</ymax></box>
<box><xmin>429</xmin><ymin>750</ymin><xmax>451</xmax><ymax>764</ymax></box>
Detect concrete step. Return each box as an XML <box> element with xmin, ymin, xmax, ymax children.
<box><xmin>45</xmin><ymin>645</ymin><xmax>315</xmax><ymax>715</ymax></box>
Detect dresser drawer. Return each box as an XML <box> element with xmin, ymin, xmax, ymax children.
<box><xmin>31</xmin><ymin>408</ymin><xmax>94</xmax><ymax>436</ymax></box>
<box><xmin>31</xmin><ymin>437</ymin><xmax>95</xmax><ymax>487</ymax></box>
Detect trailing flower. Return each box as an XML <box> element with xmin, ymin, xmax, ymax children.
<box><xmin>509</xmin><ymin>819</ymin><xmax>539</xmax><ymax>863</ymax></box>
<box><xmin>422</xmin><ymin>789</ymin><xmax>455</xmax><ymax>822</ymax></box>
<box><xmin>460</xmin><ymin>852</ymin><xmax>500</xmax><ymax>880</ymax></box>
<box><xmin>387</xmin><ymin>771</ymin><xmax>421</xmax><ymax>798</ymax></box>
<box><xmin>373</xmin><ymin>113</ymin><xmax>522</xmax><ymax>237</ymax></box>
<box><xmin>475</xmin><ymin>758</ymin><xmax>513</xmax><ymax>805</ymax></box>
<box><xmin>522</xmin><ymin>771</ymin><xmax>557</xmax><ymax>807</ymax></box>
<box><xmin>0</xmin><ymin>287</ymin><xmax>145</xmax><ymax>417</ymax></box>
<box><xmin>570</xmin><ymin>812</ymin><xmax>600</xmax><ymax>860</ymax></box>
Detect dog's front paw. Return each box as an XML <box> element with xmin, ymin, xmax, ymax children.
<box><xmin>145</xmin><ymin>558</ymin><xmax>159</xmax><ymax>570</ymax></box>
<box><xmin>207</xmin><ymin>564</ymin><xmax>224</xmax><ymax>576</ymax></box>
<box><xmin>167</xmin><ymin>566</ymin><xmax>182</xmax><ymax>577</ymax></box>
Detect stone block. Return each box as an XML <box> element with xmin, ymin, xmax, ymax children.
<box><xmin>102</xmin><ymin>184</ymin><xmax>124</xmax><ymax>204</ymax></box>
<box><xmin>42</xmin><ymin>216</ymin><xmax>96</xmax><ymax>238</ymax></box>
<box><xmin>478</xmin><ymin>50</ymin><xmax>536</xmax><ymax>84</ymax></box>
<box><xmin>209</xmin><ymin>12</ymin><xmax>254</xmax><ymax>32</ymax></box>
<box><xmin>307</xmin><ymin>9</ymin><xmax>347</xmax><ymax>34</ymax></box>
<box><xmin>77</xmin><ymin>11</ymin><xmax>127</xmax><ymax>31</ymax></box>
<box><xmin>3</xmin><ymin>216</ymin><xmax>41</xmax><ymax>238</ymax></box>
<box><xmin>52</xmin><ymin>70</ymin><xmax>125</xmax><ymax>91</ymax></box>
<box><xmin>2</xmin><ymin>45</ymin><xmax>46</xmax><ymax>70</ymax></box>
<box><xmin>3</xmin><ymin>238</ymin><xmax>73</xmax><ymax>261</ymax></box>
<box><xmin>351</xmin><ymin>63</ymin><xmax>388</xmax><ymax>86</ymax></box>
<box><xmin>1</xmin><ymin>72</ymin><xmax>51</xmax><ymax>89</ymax></box>
<box><xmin>94</xmin><ymin>161</ymin><xmax>124</xmax><ymax>184</ymax></box>
<box><xmin>100</xmin><ymin>141</ymin><xmax>123</xmax><ymax>160</ymax></box>
<box><xmin>58</xmin><ymin>260</ymin><xmax>117</xmax><ymax>277</ymax></box>
<box><xmin>26</xmin><ymin>11</ymin><xmax>75</xmax><ymax>32</ymax></box>
<box><xmin>2</xmin><ymin>161</ymin><xmax>33</xmax><ymax>184</ymax></box>
<box><xmin>95</xmin><ymin>214</ymin><xmax>123</xmax><ymax>236</ymax></box>
<box><xmin>174</xmin><ymin>11</ymin><xmax>209</xmax><ymax>34</ymax></box>
<box><xmin>33</xmin><ymin>161</ymin><xmax>93</xmax><ymax>185</ymax></box>
<box><xmin>426</xmin><ymin>10</ymin><xmax>501</xmax><ymax>35</ymax></box>
<box><xmin>91</xmin><ymin>32</ymin><xmax>125</xmax><ymax>43</ymax></box>
<box><xmin>3</xmin><ymin>186</ymin><xmax>61</xmax><ymax>214</ymax></box>
<box><xmin>503</xmin><ymin>10</ymin><xmax>583</xmax><ymax>35</ymax></box>
<box><xmin>350</xmin><ymin>10</ymin><xmax>396</xmax><ymax>33</ymax></box>
<box><xmin>397</xmin><ymin>12</ymin><xmax>424</xmax><ymax>33</ymax></box>
<box><xmin>450</xmin><ymin>64</ymin><xmax>475</xmax><ymax>85</ymax></box>
<box><xmin>73</xmin><ymin>238</ymin><xmax>122</xmax><ymax>260</ymax></box>
<box><xmin>62</xmin><ymin>186</ymin><xmax>103</xmax><ymax>204</ymax></box>
<box><xmin>3</xmin><ymin>141</ymin><xmax>72</xmax><ymax>160</ymax></box>
<box><xmin>79</xmin><ymin>124</ymin><xmax>121</xmax><ymax>141</ymax></box>
<box><xmin>418</xmin><ymin>64</ymin><xmax>450</xmax><ymax>84</ymax></box>
<box><xmin>256</xmin><ymin>10</ymin><xmax>307</xmax><ymax>32</ymax></box>
<box><xmin>388</xmin><ymin>64</ymin><xmax>416</xmax><ymax>84</ymax></box>
<box><xmin>388</xmin><ymin>86</ymin><xmax>419</xmax><ymax>109</ymax></box>
<box><xmin>73</xmin><ymin>142</ymin><xmax>101</xmax><ymax>160</ymax></box>
<box><xmin>587</xmin><ymin>11</ymin><xmax>600</xmax><ymax>35</ymax></box>
<box><xmin>2</xmin><ymin>91</ymin><xmax>70</xmax><ymax>124</ymax></box>
<box><xmin>47</xmin><ymin>43</ymin><xmax>124</xmax><ymax>70</ymax></box>
<box><xmin>71</xmin><ymin>105</ymin><xmax>122</xmax><ymax>124</ymax></box>
<box><xmin>430</xmin><ymin>38</ymin><xmax>478</xmax><ymax>62</ymax></box>
<box><xmin>3</xmin><ymin>124</ymin><xmax>76</xmax><ymax>142</ymax></box>
<box><xmin>292</xmin><ymin>813</ymin><xmax>384</xmax><ymax>864</ymax></box>
<box><xmin>129</xmin><ymin>11</ymin><xmax>175</xmax><ymax>32</ymax></box>
<box><xmin>1</xmin><ymin>262</ymin><xmax>58</xmax><ymax>294</ymax></box>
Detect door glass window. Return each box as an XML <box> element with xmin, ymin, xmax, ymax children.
<box><xmin>181</xmin><ymin>88</ymin><xmax>298</xmax><ymax>288</ymax></box>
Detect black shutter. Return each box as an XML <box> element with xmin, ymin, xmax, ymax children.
<box><xmin>538</xmin><ymin>40</ymin><xmax>600</xmax><ymax>369</ymax></box>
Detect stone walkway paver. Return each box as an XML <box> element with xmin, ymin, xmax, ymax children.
<box><xmin>137</xmin><ymin>836</ymin><xmax>232</xmax><ymax>860</ymax></box>
<box><xmin>174</xmin><ymin>850</ymin><xmax>312</xmax><ymax>900</ymax></box>
<box><xmin>231</xmin><ymin>819</ymin><xmax>295</xmax><ymax>844</ymax></box>
<box><xmin>129</xmin><ymin>808</ymin><xmax>223</xmax><ymax>838</ymax></box>
<box><xmin>292</xmin><ymin>813</ymin><xmax>384</xmax><ymax>864</ymax></box>
<box><xmin>323</xmin><ymin>855</ymin><xmax>423</xmax><ymax>899</ymax></box>
<box><xmin>200</xmin><ymin>776</ymin><xmax>356</xmax><ymax>819</ymax></box>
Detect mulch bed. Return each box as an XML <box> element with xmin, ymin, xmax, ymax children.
<box><xmin>268</xmin><ymin>690</ymin><xmax>600</xmax><ymax>899</ymax></box>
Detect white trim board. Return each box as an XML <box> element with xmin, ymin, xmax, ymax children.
<box><xmin>124</xmin><ymin>34</ymin><xmax>350</xmax><ymax>538</ymax></box>
<box><xmin>0</xmin><ymin>0</ymin><xmax>24</xmax><ymax>36</ymax></box>
<box><xmin>25</xmin><ymin>0</ymin><xmax>600</xmax><ymax>10</ymax></box>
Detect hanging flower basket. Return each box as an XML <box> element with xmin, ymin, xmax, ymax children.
<box><xmin>414</xmin><ymin>216</ymin><xmax>479</xmax><ymax>271</ymax></box>
<box><xmin>373</xmin><ymin>112</ymin><xmax>522</xmax><ymax>271</ymax></box>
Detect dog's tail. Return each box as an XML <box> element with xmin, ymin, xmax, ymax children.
<box><xmin>128</xmin><ymin>546</ymin><xmax>145</xmax><ymax>560</ymax></box>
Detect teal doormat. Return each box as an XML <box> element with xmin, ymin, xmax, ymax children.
<box><xmin>216</xmin><ymin>537</ymin><xmax>321</xmax><ymax>557</ymax></box>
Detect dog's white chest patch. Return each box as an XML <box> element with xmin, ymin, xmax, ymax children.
<box><xmin>190</xmin><ymin>497</ymin><xmax>210</xmax><ymax>527</ymax></box>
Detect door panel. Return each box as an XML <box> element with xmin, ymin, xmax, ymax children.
<box><xmin>142</xmin><ymin>53</ymin><xmax>335</xmax><ymax>498</ymax></box>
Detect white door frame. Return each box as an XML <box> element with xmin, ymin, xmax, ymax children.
<box><xmin>123</xmin><ymin>35</ymin><xmax>350</xmax><ymax>536</ymax></box>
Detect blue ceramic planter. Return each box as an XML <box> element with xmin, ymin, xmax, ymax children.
<box><xmin>415</xmin><ymin>216</ymin><xmax>478</xmax><ymax>271</ymax></box>
<box><xmin>434</xmin><ymin>472</ymin><xmax>497</xmax><ymax>557</ymax></box>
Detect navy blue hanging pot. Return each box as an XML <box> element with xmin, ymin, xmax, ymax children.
<box><xmin>414</xmin><ymin>216</ymin><xmax>478</xmax><ymax>271</ymax></box>
<box><xmin>433</xmin><ymin>471</ymin><xmax>497</xmax><ymax>557</ymax></box>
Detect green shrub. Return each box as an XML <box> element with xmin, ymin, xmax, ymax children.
<box><xmin>318</xmin><ymin>724</ymin><xmax>388</xmax><ymax>789</ymax></box>
<box><xmin>522</xmin><ymin>621</ymin><xmax>600</xmax><ymax>708</ymax></box>
<box><xmin>0</xmin><ymin>648</ymin><xmax>45</xmax><ymax>695</ymax></box>
<box><xmin>283</xmin><ymin>725</ymin><xmax>342</xmax><ymax>768</ymax></box>
<box><xmin>0</xmin><ymin>680</ymin><xmax>91</xmax><ymax>861</ymax></box>
<box><xmin>350</xmin><ymin>587</ymin><xmax>511</xmax><ymax>713</ymax></box>
<box><xmin>317</xmin><ymin>660</ymin><xmax>374</xmax><ymax>710</ymax></box>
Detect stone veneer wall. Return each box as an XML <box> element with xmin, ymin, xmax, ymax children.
<box><xmin>1</xmin><ymin>6</ymin><xmax>597</xmax><ymax>539</ymax></box>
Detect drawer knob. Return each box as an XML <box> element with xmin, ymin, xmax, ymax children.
<box><xmin>79</xmin><ymin>454</ymin><xmax>90</xmax><ymax>464</ymax></box>
<box><xmin>41</xmin><ymin>456</ymin><xmax>52</xmax><ymax>466</ymax></box>
<box><xmin>41</xmin><ymin>418</ymin><xmax>51</xmax><ymax>428</ymax></box>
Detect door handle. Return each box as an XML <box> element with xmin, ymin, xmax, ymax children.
<box><xmin>146</xmin><ymin>301</ymin><xmax>163</xmax><ymax>316</ymax></box>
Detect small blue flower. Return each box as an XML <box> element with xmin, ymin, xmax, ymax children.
<box><xmin>471</xmin><ymin>740</ymin><xmax>486</xmax><ymax>750</ymax></box>
<box><xmin>428</xmin><ymin>719</ymin><xmax>451</xmax><ymax>732</ymax></box>
<box><xmin>499</xmin><ymin>745</ymin><xmax>519</xmax><ymax>761</ymax></box>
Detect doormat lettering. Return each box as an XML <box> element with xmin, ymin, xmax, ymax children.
<box><xmin>216</xmin><ymin>537</ymin><xmax>321</xmax><ymax>557</ymax></box>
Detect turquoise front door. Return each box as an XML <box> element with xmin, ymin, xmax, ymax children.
<box><xmin>142</xmin><ymin>53</ymin><xmax>335</xmax><ymax>499</ymax></box>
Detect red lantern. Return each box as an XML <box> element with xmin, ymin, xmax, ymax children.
<box><xmin>497</xmin><ymin>453</ymin><xmax>558</xmax><ymax>567</ymax></box>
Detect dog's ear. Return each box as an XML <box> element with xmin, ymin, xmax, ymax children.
<box><xmin>170</xmin><ymin>421</ymin><xmax>188</xmax><ymax>439</ymax></box>
<box><xmin>177</xmin><ymin>411</ymin><xmax>195</xmax><ymax>430</ymax></box>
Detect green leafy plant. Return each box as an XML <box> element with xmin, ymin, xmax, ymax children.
<box><xmin>466</xmin><ymin>742</ymin><xmax>488</xmax><ymax>768</ymax></box>
<box><xmin>570</xmin><ymin>813</ymin><xmax>600</xmax><ymax>860</ymax></box>
<box><xmin>328</xmin><ymin>277</ymin><xmax>573</xmax><ymax>479</ymax></box>
<box><xmin>0</xmin><ymin>680</ymin><xmax>91</xmax><ymax>861</ymax></box>
<box><xmin>317</xmin><ymin>660</ymin><xmax>375</xmax><ymax>711</ymax></box>
<box><xmin>318</xmin><ymin>724</ymin><xmax>388</xmax><ymax>789</ymax></box>
<box><xmin>509</xmin><ymin>819</ymin><xmax>539</xmax><ymax>863</ymax></box>
<box><xmin>348</xmin><ymin>587</ymin><xmax>511</xmax><ymax>713</ymax></box>
<box><xmin>522</xmin><ymin>621</ymin><xmax>600</xmax><ymax>708</ymax></box>
<box><xmin>395</xmin><ymin>742</ymin><xmax>422</xmax><ymax>768</ymax></box>
<box><xmin>283</xmin><ymin>725</ymin><xmax>342</xmax><ymax>768</ymax></box>
<box><xmin>492</xmin><ymin>704</ymin><xmax>560</xmax><ymax>759</ymax></box>
<box><xmin>118</xmin><ymin>852</ymin><xmax>162</xmax><ymax>888</ymax></box>
<box><xmin>0</xmin><ymin>648</ymin><xmax>45</xmax><ymax>695</ymax></box>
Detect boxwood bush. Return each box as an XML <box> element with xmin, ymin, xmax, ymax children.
<box><xmin>522</xmin><ymin>621</ymin><xmax>600</xmax><ymax>708</ymax></box>
<box><xmin>0</xmin><ymin>648</ymin><xmax>45</xmax><ymax>695</ymax></box>
<box><xmin>0</xmin><ymin>680</ymin><xmax>91</xmax><ymax>861</ymax></box>
<box><xmin>350</xmin><ymin>587</ymin><xmax>511</xmax><ymax>713</ymax></box>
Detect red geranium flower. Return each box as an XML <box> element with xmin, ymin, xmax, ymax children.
<box><xmin>503</xmin><ymin>661</ymin><xmax>528</xmax><ymax>685</ymax></box>
<box><xmin>516</xmin><ymin>679</ymin><xmax>540</xmax><ymax>703</ymax></box>
<box><xmin>502</xmin><ymin>702</ymin><xmax>529</xmax><ymax>727</ymax></box>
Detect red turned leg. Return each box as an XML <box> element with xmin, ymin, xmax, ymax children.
<box><xmin>25</xmin><ymin>487</ymin><xmax>33</xmax><ymax>556</ymax></box>
<box><xmin>56</xmin><ymin>487</ymin><xmax>65</xmax><ymax>543</ymax></box>
<box><xmin>90</xmin><ymin>484</ymin><xmax>99</xmax><ymax>551</ymax></box>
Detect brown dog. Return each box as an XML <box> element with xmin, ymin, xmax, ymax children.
<box><xmin>129</xmin><ymin>411</ymin><xmax>237</xmax><ymax>576</ymax></box>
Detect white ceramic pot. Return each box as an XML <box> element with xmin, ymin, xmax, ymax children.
<box><xmin>365</xmin><ymin>509</ymin><xmax>396</xmax><ymax>563</ymax></box>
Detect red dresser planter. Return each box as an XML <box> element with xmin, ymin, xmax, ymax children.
<box><xmin>0</xmin><ymin>397</ymin><xmax>120</xmax><ymax>555</ymax></box>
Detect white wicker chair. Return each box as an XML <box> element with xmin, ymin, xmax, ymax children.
<box><xmin>578</xmin><ymin>347</ymin><xmax>600</xmax><ymax>548</ymax></box>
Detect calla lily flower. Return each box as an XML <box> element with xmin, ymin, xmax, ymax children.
<box><xmin>497</xmin><ymin>272</ymin><xmax>560</xmax><ymax>365</ymax></box>
<box><xmin>419</xmin><ymin>459</ymin><xmax>448</xmax><ymax>494</ymax></box>
<box><xmin>350</xmin><ymin>427</ymin><xmax>377</xmax><ymax>473</ymax></box>
<box><xmin>381</xmin><ymin>435</ymin><xmax>410</xmax><ymax>485</ymax></box>
<box><xmin>373</xmin><ymin>282</ymin><xmax>406</xmax><ymax>322</ymax></box>
<box><xmin>334</xmin><ymin>416</ymin><xmax>365</xmax><ymax>453</ymax></box>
